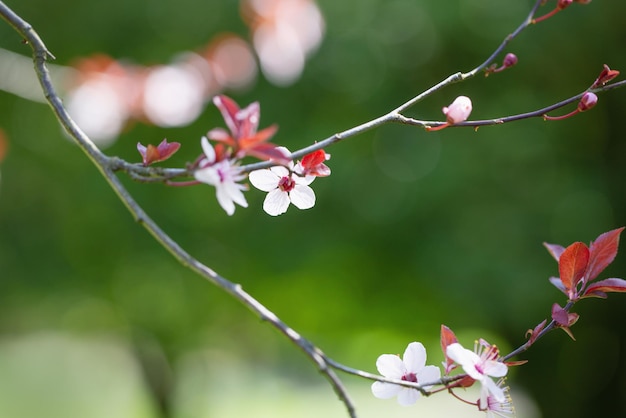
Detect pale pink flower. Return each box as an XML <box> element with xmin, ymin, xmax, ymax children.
<box><xmin>371</xmin><ymin>342</ymin><xmax>441</xmax><ymax>406</ymax></box>
<box><xmin>483</xmin><ymin>379</ymin><xmax>515</xmax><ymax>418</ymax></box>
<box><xmin>446</xmin><ymin>340</ymin><xmax>508</xmax><ymax>404</ymax></box>
<box><xmin>443</xmin><ymin>96</ymin><xmax>473</xmax><ymax>124</ymax></box>
<box><xmin>248</xmin><ymin>147</ymin><xmax>316</xmax><ymax>216</ymax></box>
<box><xmin>194</xmin><ymin>137</ymin><xmax>248</xmax><ymax>216</ymax></box>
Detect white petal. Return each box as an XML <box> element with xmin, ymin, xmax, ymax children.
<box><xmin>484</xmin><ymin>360</ymin><xmax>508</xmax><ymax>378</ymax></box>
<box><xmin>270</xmin><ymin>165</ymin><xmax>290</xmax><ymax>177</ymax></box>
<box><xmin>224</xmin><ymin>183</ymin><xmax>248</xmax><ymax>208</ymax></box>
<box><xmin>294</xmin><ymin>174</ymin><xmax>315</xmax><ymax>186</ymax></box>
<box><xmin>483</xmin><ymin>377</ymin><xmax>506</xmax><ymax>403</ymax></box>
<box><xmin>263</xmin><ymin>189</ymin><xmax>290</xmax><ymax>216</ymax></box>
<box><xmin>371</xmin><ymin>381</ymin><xmax>401</xmax><ymax>400</ymax></box>
<box><xmin>200</xmin><ymin>136</ymin><xmax>216</xmax><ymax>163</ymax></box>
<box><xmin>289</xmin><ymin>185</ymin><xmax>315</xmax><ymax>210</ymax></box>
<box><xmin>375</xmin><ymin>354</ymin><xmax>405</xmax><ymax>379</ymax></box>
<box><xmin>215</xmin><ymin>187</ymin><xmax>235</xmax><ymax>216</ymax></box>
<box><xmin>446</xmin><ymin>343</ymin><xmax>478</xmax><ymax>365</ymax></box>
<box><xmin>416</xmin><ymin>365</ymin><xmax>441</xmax><ymax>389</ymax></box>
<box><xmin>194</xmin><ymin>166</ymin><xmax>220</xmax><ymax>186</ymax></box>
<box><xmin>249</xmin><ymin>169</ymin><xmax>279</xmax><ymax>192</ymax></box>
<box><xmin>403</xmin><ymin>342</ymin><xmax>427</xmax><ymax>373</ymax></box>
<box><xmin>397</xmin><ymin>388</ymin><xmax>420</xmax><ymax>406</ymax></box>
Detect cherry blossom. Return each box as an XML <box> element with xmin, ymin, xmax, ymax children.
<box><xmin>194</xmin><ymin>136</ymin><xmax>248</xmax><ymax>216</ymax></box>
<box><xmin>248</xmin><ymin>148</ymin><xmax>316</xmax><ymax>216</ymax></box>
<box><xmin>371</xmin><ymin>342</ymin><xmax>441</xmax><ymax>406</ymax></box>
<box><xmin>483</xmin><ymin>379</ymin><xmax>515</xmax><ymax>418</ymax></box>
<box><xmin>446</xmin><ymin>340</ymin><xmax>508</xmax><ymax>404</ymax></box>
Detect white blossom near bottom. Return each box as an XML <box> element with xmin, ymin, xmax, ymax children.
<box><xmin>249</xmin><ymin>165</ymin><xmax>315</xmax><ymax>216</ymax></box>
<box><xmin>446</xmin><ymin>342</ymin><xmax>508</xmax><ymax>404</ymax></box>
<box><xmin>371</xmin><ymin>342</ymin><xmax>441</xmax><ymax>406</ymax></box>
<box><xmin>194</xmin><ymin>137</ymin><xmax>249</xmax><ymax>216</ymax></box>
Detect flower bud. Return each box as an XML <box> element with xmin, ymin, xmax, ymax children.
<box><xmin>577</xmin><ymin>92</ymin><xmax>598</xmax><ymax>111</ymax></box>
<box><xmin>502</xmin><ymin>53</ymin><xmax>518</xmax><ymax>68</ymax></box>
<box><xmin>442</xmin><ymin>96</ymin><xmax>473</xmax><ymax>124</ymax></box>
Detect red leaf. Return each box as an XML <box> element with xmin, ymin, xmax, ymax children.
<box><xmin>213</xmin><ymin>95</ymin><xmax>241</xmax><ymax>137</ymax></box>
<box><xmin>440</xmin><ymin>325</ymin><xmax>458</xmax><ymax>373</ymax></box>
<box><xmin>551</xmin><ymin>303</ymin><xmax>570</xmax><ymax>326</ymax></box>
<box><xmin>586</xmin><ymin>227</ymin><xmax>625</xmax><ymax>282</ymax></box>
<box><xmin>583</xmin><ymin>278</ymin><xmax>626</xmax><ymax>298</ymax></box>
<box><xmin>544</xmin><ymin>242</ymin><xmax>565</xmax><ymax>262</ymax></box>
<box><xmin>526</xmin><ymin>319</ymin><xmax>547</xmax><ymax>345</ymax></box>
<box><xmin>137</xmin><ymin>139</ymin><xmax>180</xmax><ymax>166</ymax></box>
<box><xmin>558</xmin><ymin>242</ymin><xmax>590</xmax><ymax>294</ymax></box>
<box><xmin>551</xmin><ymin>303</ymin><xmax>579</xmax><ymax>340</ymax></box>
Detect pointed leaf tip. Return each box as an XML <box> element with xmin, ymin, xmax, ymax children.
<box><xmin>558</xmin><ymin>242</ymin><xmax>590</xmax><ymax>295</ymax></box>
<box><xmin>586</xmin><ymin>227</ymin><xmax>625</xmax><ymax>282</ymax></box>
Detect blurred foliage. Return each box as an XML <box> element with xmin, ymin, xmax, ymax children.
<box><xmin>1</xmin><ymin>0</ymin><xmax>626</xmax><ymax>417</ymax></box>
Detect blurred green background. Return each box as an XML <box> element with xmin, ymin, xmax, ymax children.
<box><xmin>1</xmin><ymin>0</ymin><xmax>626</xmax><ymax>417</ymax></box>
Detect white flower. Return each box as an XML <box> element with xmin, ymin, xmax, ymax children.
<box><xmin>446</xmin><ymin>341</ymin><xmax>508</xmax><ymax>404</ymax></box>
<box><xmin>248</xmin><ymin>148</ymin><xmax>316</xmax><ymax>216</ymax></box>
<box><xmin>483</xmin><ymin>379</ymin><xmax>515</xmax><ymax>418</ymax></box>
<box><xmin>194</xmin><ymin>136</ymin><xmax>248</xmax><ymax>216</ymax></box>
<box><xmin>371</xmin><ymin>342</ymin><xmax>441</xmax><ymax>406</ymax></box>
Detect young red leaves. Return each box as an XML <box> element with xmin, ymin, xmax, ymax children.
<box><xmin>558</xmin><ymin>241</ymin><xmax>590</xmax><ymax>300</ymax></box>
<box><xmin>440</xmin><ymin>325</ymin><xmax>459</xmax><ymax>374</ymax></box>
<box><xmin>137</xmin><ymin>138</ymin><xmax>181</xmax><ymax>166</ymax></box>
<box><xmin>545</xmin><ymin>227</ymin><xmax>625</xmax><ymax>300</ymax></box>
<box><xmin>591</xmin><ymin>64</ymin><xmax>620</xmax><ymax>89</ymax></box>
<box><xmin>551</xmin><ymin>303</ymin><xmax>579</xmax><ymax>340</ymax></box>
<box><xmin>208</xmin><ymin>95</ymin><xmax>288</xmax><ymax>164</ymax></box>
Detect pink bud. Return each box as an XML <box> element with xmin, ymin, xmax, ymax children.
<box><xmin>577</xmin><ymin>92</ymin><xmax>598</xmax><ymax>111</ymax></box>
<box><xmin>442</xmin><ymin>96</ymin><xmax>473</xmax><ymax>124</ymax></box>
<box><xmin>503</xmin><ymin>53</ymin><xmax>518</xmax><ymax>68</ymax></box>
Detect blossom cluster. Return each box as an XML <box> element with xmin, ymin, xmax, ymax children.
<box><xmin>138</xmin><ymin>95</ymin><xmax>331</xmax><ymax>216</ymax></box>
<box><xmin>371</xmin><ymin>326</ymin><xmax>514</xmax><ymax>417</ymax></box>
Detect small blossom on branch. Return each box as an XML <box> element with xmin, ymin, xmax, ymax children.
<box><xmin>371</xmin><ymin>342</ymin><xmax>441</xmax><ymax>406</ymax></box>
<box><xmin>446</xmin><ymin>340</ymin><xmax>509</xmax><ymax>405</ymax></box>
<box><xmin>426</xmin><ymin>96</ymin><xmax>473</xmax><ymax>132</ymax></box>
<box><xmin>137</xmin><ymin>138</ymin><xmax>180</xmax><ymax>166</ymax></box>
<box><xmin>249</xmin><ymin>148</ymin><xmax>316</xmax><ymax>216</ymax></box>
<box><xmin>483</xmin><ymin>378</ymin><xmax>515</xmax><ymax>418</ymax></box>
<box><xmin>194</xmin><ymin>137</ymin><xmax>248</xmax><ymax>216</ymax></box>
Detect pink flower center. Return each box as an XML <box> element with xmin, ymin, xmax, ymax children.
<box><xmin>278</xmin><ymin>175</ymin><xmax>296</xmax><ymax>192</ymax></box>
<box><xmin>474</xmin><ymin>363</ymin><xmax>485</xmax><ymax>375</ymax></box>
<box><xmin>401</xmin><ymin>372</ymin><xmax>418</xmax><ymax>383</ymax></box>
